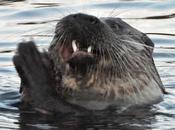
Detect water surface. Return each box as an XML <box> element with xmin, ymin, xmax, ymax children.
<box><xmin>0</xmin><ymin>0</ymin><xmax>175</xmax><ymax>129</ymax></box>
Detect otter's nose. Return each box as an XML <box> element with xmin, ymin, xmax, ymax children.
<box><xmin>71</xmin><ymin>13</ymin><xmax>100</xmax><ymax>24</ymax></box>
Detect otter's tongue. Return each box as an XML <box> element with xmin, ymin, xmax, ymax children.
<box><xmin>68</xmin><ymin>51</ymin><xmax>94</xmax><ymax>65</ymax></box>
<box><xmin>67</xmin><ymin>40</ymin><xmax>95</xmax><ymax>73</ymax></box>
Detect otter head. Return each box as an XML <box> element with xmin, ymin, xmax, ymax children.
<box><xmin>49</xmin><ymin>13</ymin><xmax>118</xmax><ymax>78</ymax></box>
<box><xmin>48</xmin><ymin>13</ymin><xmax>164</xmax><ymax>109</ymax></box>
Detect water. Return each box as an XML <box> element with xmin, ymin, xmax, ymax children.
<box><xmin>0</xmin><ymin>0</ymin><xmax>175</xmax><ymax>129</ymax></box>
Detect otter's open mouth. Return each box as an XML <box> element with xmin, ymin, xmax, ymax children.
<box><xmin>59</xmin><ymin>40</ymin><xmax>96</xmax><ymax>72</ymax></box>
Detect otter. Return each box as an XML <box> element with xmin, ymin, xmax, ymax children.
<box><xmin>13</xmin><ymin>13</ymin><xmax>166</xmax><ymax>113</ymax></box>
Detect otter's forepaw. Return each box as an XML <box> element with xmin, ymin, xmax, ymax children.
<box><xmin>13</xmin><ymin>41</ymin><xmax>57</xmax><ymax>101</ymax></box>
<box><xmin>13</xmin><ymin>41</ymin><xmax>83</xmax><ymax>113</ymax></box>
<box><xmin>14</xmin><ymin>41</ymin><xmax>52</xmax><ymax>86</ymax></box>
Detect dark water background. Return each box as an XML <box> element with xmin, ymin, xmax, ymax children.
<box><xmin>0</xmin><ymin>0</ymin><xmax>175</xmax><ymax>129</ymax></box>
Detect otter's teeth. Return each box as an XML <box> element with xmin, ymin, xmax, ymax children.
<box><xmin>72</xmin><ymin>40</ymin><xmax>78</xmax><ymax>52</ymax></box>
<box><xmin>87</xmin><ymin>46</ymin><xmax>92</xmax><ymax>53</ymax></box>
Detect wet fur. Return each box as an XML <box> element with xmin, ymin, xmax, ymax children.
<box><xmin>13</xmin><ymin>13</ymin><xmax>166</xmax><ymax>112</ymax></box>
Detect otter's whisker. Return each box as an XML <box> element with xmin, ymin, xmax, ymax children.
<box><xmin>110</xmin><ymin>43</ymin><xmax>127</xmax><ymax>76</ymax></box>
<box><xmin>121</xmin><ymin>39</ymin><xmax>154</xmax><ymax>50</ymax></box>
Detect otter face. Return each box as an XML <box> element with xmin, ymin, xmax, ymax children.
<box><xmin>49</xmin><ymin>13</ymin><xmax>117</xmax><ymax>76</ymax></box>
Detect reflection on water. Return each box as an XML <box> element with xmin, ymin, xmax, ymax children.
<box><xmin>17</xmin><ymin>106</ymin><xmax>156</xmax><ymax>130</ymax></box>
<box><xmin>0</xmin><ymin>0</ymin><xmax>175</xmax><ymax>130</ymax></box>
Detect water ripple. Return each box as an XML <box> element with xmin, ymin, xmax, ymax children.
<box><xmin>0</xmin><ymin>0</ymin><xmax>175</xmax><ymax>130</ymax></box>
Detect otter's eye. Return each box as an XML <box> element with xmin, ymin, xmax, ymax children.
<box><xmin>89</xmin><ymin>17</ymin><xmax>99</xmax><ymax>24</ymax></box>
